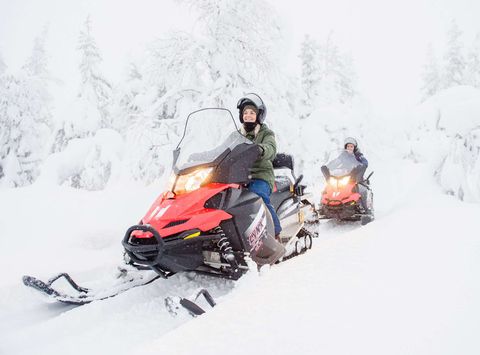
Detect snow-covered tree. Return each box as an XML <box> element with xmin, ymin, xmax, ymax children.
<box><xmin>421</xmin><ymin>44</ymin><xmax>442</xmax><ymax>101</ymax></box>
<box><xmin>299</xmin><ymin>32</ymin><xmax>356</xmax><ymax>112</ymax></box>
<box><xmin>117</xmin><ymin>0</ymin><xmax>288</xmax><ymax>183</ymax></box>
<box><xmin>0</xmin><ymin>54</ymin><xmax>7</xmax><ymax>180</ymax></box>
<box><xmin>0</xmin><ymin>76</ymin><xmax>52</xmax><ymax>187</ymax></box>
<box><xmin>110</xmin><ymin>62</ymin><xmax>173</xmax><ymax>184</ymax></box>
<box><xmin>23</xmin><ymin>25</ymin><xmax>49</xmax><ymax>78</ymax></box>
<box><xmin>465</xmin><ymin>33</ymin><xmax>480</xmax><ymax>88</ymax></box>
<box><xmin>334</xmin><ymin>51</ymin><xmax>356</xmax><ymax>104</ymax></box>
<box><xmin>443</xmin><ymin>20</ymin><xmax>466</xmax><ymax>89</ymax></box>
<box><xmin>77</xmin><ymin>16</ymin><xmax>112</xmax><ymax>128</ymax></box>
<box><xmin>146</xmin><ymin>0</ymin><xmax>285</xmax><ymax>114</ymax></box>
<box><xmin>0</xmin><ymin>52</ymin><xmax>6</xmax><ymax>75</ymax></box>
<box><xmin>299</xmin><ymin>35</ymin><xmax>322</xmax><ymax>117</ymax></box>
<box><xmin>111</xmin><ymin>62</ymin><xmax>143</xmax><ymax>132</ymax></box>
<box><xmin>0</xmin><ymin>29</ymin><xmax>53</xmax><ymax>187</ymax></box>
<box><xmin>51</xmin><ymin>16</ymin><xmax>113</xmax><ymax>155</ymax></box>
<box><xmin>437</xmin><ymin>129</ymin><xmax>480</xmax><ymax>201</ymax></box>
<box><xmin>49</xmin><ymin>16</ymin><xmax>120</xmax><ymax>190</ymax></box>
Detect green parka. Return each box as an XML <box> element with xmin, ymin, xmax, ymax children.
<box><xmin>242</xmin><ymin>123</ymin><xmax>277</xmax><ymax>191</ymax></box>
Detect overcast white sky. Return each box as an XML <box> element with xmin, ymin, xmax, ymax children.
<box><xmin>1</xmin><ymin>0</ymin><xmax>479</xmax><ymax>114</ymax></box>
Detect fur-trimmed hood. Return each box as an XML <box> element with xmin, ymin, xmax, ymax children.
<box><xmin>240</xmin><ymin>123</ymin><xmax>261</xmax><ymax>137</ymax></box>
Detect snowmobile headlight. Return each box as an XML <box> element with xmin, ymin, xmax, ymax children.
<box><xmin>328</xmin><ymin>176</ymin><xmax>350</xmax><ymax>188</ymax></box>
<box><xmin>338</xmin><ymin>176</ymin><xmax>350</xmax><ymax>186</ymax></box>
<box><xmin>328</xmin><ymin>177</ymin><xmax>338</xmax><ymax>187</ymax></box>
<box><xmin>173</xmin><ymin>167</ymin><xmax>213</xmax><ymax>195</ymax></box>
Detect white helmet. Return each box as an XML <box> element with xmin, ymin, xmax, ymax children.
<box><xmin>344</xmin><ymin>137</ymin><xmax>358</xmax><ymax>148</ymax></box>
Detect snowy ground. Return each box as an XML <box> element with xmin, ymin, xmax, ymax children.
<box><xmin>1</xmin><ymin>157</ymin><xmax>479</xmax><ymax>355</ymax></box>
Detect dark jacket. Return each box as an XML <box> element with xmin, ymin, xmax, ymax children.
<box><xmin>354</xmin><ymin>149</ymin><xmax>368</xmax><ymax>167</ymax></box>
<box><xmin>241</xmin><ymin>124</ymin><xmax>277</xmax><ymax>191</ymax></box>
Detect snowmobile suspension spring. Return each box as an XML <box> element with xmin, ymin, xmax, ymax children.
<box><xmin>216</xmin><ymin>234</ymin><xmax>239</xmax><ymax>271</ymax></box>
<box><xmin>217</xmin><ymin>237</ymin><xmax>232</xmax><ymax>253</ymax></box>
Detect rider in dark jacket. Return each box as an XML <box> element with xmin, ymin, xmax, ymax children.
<box><xmin>344</xmin><ymin>137</ymin><xmax>368</xmax><ymax>167</ymax></box>
<box><xmin>344</xmin><ymin>137</ymin><xmax>368</xmax><ymax>182</ymax></box>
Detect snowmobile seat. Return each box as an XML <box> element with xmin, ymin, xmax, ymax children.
<box><xmin>274</xmin><ymin>175</ymin><xmax>291</xmax><ymax>193</ymax></box>
<box><xmin>273</xmin><ymin>153</ymin><xmax>294</xmax><ymax>171</ymax></box>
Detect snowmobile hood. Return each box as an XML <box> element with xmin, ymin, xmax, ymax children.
<box><xmin>141</xmin><ymin>183</ymin><xmax>236</xmax><ymax>238</ymax></box>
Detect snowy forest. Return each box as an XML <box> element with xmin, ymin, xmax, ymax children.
<box><xmin>0</xmin><ymin>1</ymin><xmax>356</xmax><ymax>191</ymax></box>
<box><xmin>2</xmin><ymin>0</ymin><xmax>477</xmax><ymax>202</ymax></box>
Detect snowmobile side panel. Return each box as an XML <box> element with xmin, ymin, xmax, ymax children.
<box><xmin>271</xmin><ymin>189</ymin><xmax>293</xmax><ymax>213</ymax></box>
<box><xmin>276</xmin><ymin>196</ymin><xmax>301</xmax><ymax>220</ymax></box>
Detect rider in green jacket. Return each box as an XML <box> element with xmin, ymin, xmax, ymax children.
<box><xmin>237</xmin><ymin>93</ymin><xmax>282</xmax><ymax>238</ymax></box>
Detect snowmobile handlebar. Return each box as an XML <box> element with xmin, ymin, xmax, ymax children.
<box><xmin>365</xmin><ymin>171</ymin><xmax>374</xmax><ymax>182</ymax></box>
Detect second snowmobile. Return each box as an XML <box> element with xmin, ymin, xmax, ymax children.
<box><xmin>317</xmin><ymin>150</ymin><xmax>374</xmax><ymax>225</ymax></box>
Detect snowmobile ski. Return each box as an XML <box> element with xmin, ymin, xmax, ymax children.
<box><xmin>165</xmin><ymin>288</ymin><xmax>216</xmax><ymax>317</ymax></box>
<box><xmin>23</xmin><ymin>267</ymin><xmax>161</xmax><ymax>305</ymax></box>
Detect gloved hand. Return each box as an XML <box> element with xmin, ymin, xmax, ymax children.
<box><xmin>256</xmin><ymin>144</ymin><xmax>264</xmax><ymax>157</ymax></box>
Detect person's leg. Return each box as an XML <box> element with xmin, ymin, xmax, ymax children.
<box><xmin>358</xmin><ymin>184</ymin><xmax>371</xmax><ymax>214</ymax></box>
<box><xmin>355</xmin><ymin>164</ymin><xmax>367</xmax><ymax>182</ymax></box>
<box><xmin>248</xmin><ymin>179</ymin><xmax>282</xmax><ymax>236</ymax></box>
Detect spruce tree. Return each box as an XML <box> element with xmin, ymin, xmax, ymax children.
<box><xmin>0</xmin><ymin>29</ymin><xmax>52</xmax><ymax>187</ymax></box>
<box><xmin>299</xmin><ymin>32</ymin><xmax>356</xmax><ymax>110</ymax></box>
<box><xmin>0</xmin><ymin>52</ymin><xmax>6</xmax><ymax>75</ymax></box>
<box><xmin>77</xmin><ymin>16</ymin><xmax>112</xmax><ymax>130</ymax></box>
<box><xmin>299</xmin><ymin>35</ymin><xmax>322</xmax><ymax>116</ymax></box>
<box><xmin>466</xmin><ymin>33</ymin><xmax>480</xmax><ymax>88</ymax></box>
<box><xmin>443</xmin><ymin>20</ymin><xmax>466</xmax><ymax>88</ymax></box>
<box><xmin>421</xmin><ymin>44</ymin><xmax>441</xmax><ymax>101</ymax></box>
<box><xmin>52</xmin><ymin>16</ymin><xmax>113</xmax><ymax>154</ymax></box>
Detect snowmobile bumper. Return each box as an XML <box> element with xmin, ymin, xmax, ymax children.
<box><xmin>123</xmin><ymin>224</ymin><xmax>166</xmax><ymax>266</ymax></box>
<box><xmin>122</xmin><ymin>224</ymin><xmax>223</xmax><ymax>277</ymax></box>
<box><xmin>320</xmin><ymin>202</ymin><xmax>361</xmax><ymax>220</ymax></box>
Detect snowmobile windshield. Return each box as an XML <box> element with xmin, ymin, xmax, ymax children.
<box><xmin>174</xmin><ymin>108</ymin><xmax>251</xmax><ymax>171</ymax></box>
<box><xmin>326</xmin><ymin>150</ymin><xmax>362</xmax><ymax>177</ymax></box>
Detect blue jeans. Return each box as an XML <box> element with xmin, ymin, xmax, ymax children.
<box><xmin>249</xmin><ymin>179</ymin><xmax>282</xmax><ymax>236</ymax></box>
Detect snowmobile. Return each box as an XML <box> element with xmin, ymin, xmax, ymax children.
<box><xmin>317</xmin><ymin>150</ymin><xmax>374</xmax><ymax>225</ymax></box>
<box><xmin>23</xmin><ymin>108</ymin><xmax>315</xmax><ymax>309</ymax></box>
<box><xmin>122</xmin><ymin>108</ymin><xmax>314</xmax><ymax>279</ymax></box>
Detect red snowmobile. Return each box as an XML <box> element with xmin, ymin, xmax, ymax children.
<box><xmin>23</xmin><ymin>108</ymin><xmax>314</xmax><ymax>308</ymax></box>
<box><xmin>122</xmin><ymin>108</ymin><xmax>313</xmax><ymax>279</ymax></box>
<box><xmin>318</xmin><ymin>150</ymin><xmax>374</xmax><ymax>225</ymax></box>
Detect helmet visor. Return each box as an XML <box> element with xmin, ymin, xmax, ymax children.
<box><xmin>237</xmin><ymin>93</ymin><xmax>264</xmax><ymax>110</ymax></box>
